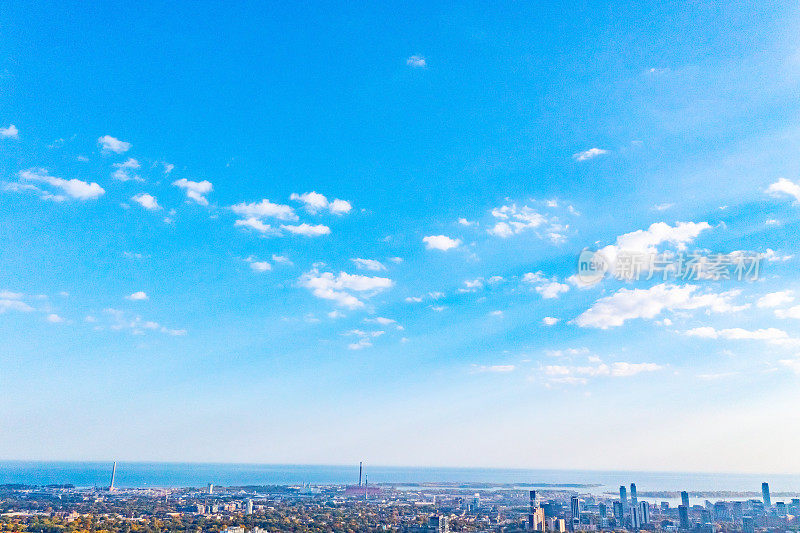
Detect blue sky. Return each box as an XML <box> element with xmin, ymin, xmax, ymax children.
<box><xmin>3</xmin><ymin>1</ymin><xmax>800</xmax><ymax>473</ymax></box>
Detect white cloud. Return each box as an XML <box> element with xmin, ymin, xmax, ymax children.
<box><xmin>764</xmin><ymin>248</ymin><xmax>794</xmax><ymax>262</ymax></box>
<box><xmin>272</xmin><ymin>254</ymin><xmax>291</xmax><ymax>264</ymax></box>
<box><xmin>352</xmin><ymin>258</ymin><xmax>386</xmax><ymax>271</ymax></box>
<box><xmin>778</xmin><ymin>359</ymin><xmax>800</xmax><ymax>374</ymax></box>
<box><xmin>290</xmin><ymin>192</ymin><xmax>352</xmax><ymax>215</ymax></box>
<box><xmin>345</xmin><ymin>328</ymin><xmax>386</xmax><ymax>350</ymax></box>
<box><xmin>364</xmin><ymin>316</ymin><xmax>402</xmax><ymax>331</ymax></box>
<box><xmin>46</xmin><ymin>313</ymin><xmax>65</xmax><ymax>323</ymax></box>
<box><xmin>488</xmin><ymin>204</ymin><xmax>545</xmax><ymax>237</ymax></box>
<box><xmin>757</xmin><ymin>291</ymin><xmax>794</xmax><ymax>308</ymax></box>
<box><xmin>610</xmin><ymin>362</ymin><xmax>663</xmax><ymax>377</ymax></box>
<box><xmin>1</xmin><ymin>124</ymin><xmax>19</xmax><ymax>138</ymax></box>
<box><xmin>126</xmin><ymin>291</ymin><xmax>148</xmax><ymax>301</ymax></box>
<box><xmin>112</xmin><ymin>158</ymin><xmax>142</xmax><ymax>182</ymax></box>
<box><xmin>0</xmin><ymin>290</ymin><xmax>24</xmax><ymax>299</ymax></box>
<box><xmin>542</xmin><ymin>360</ymin><xmax>662</xmax><ymax>385</ymax></box>
<box><xmin>102</xmin><ymin>307</ymin><xmax>185</xmax><ymax>336</ymax></box>
<box><xmin>575</xmin><ymin>284</ymin><xmax>748</xmax><ymax>329</ymax></box>
<box><xmin>685</xmin><ymin>326</ymin><xmax>797</xmax><ymax>346</ymax></box>
<box><xmin>577</xmin><ymin>221</ymin><xmax>712</xmax><ymax>285</ymax></box>
<box><xmin>131</xmin><ymin>193</ymin><xmax>161</xmax><ymax>210</ymax></box>
<box><xmin>280</xmin><ymin>223</ymin><xmax>331</xmax><ymax>236</ymax></box>
<box><xmin>423</xmin><ymin>235</ymin><xmax>461</xmax><ymax>251</ymax></box>
<box><xmin>250</xmin><ymin>261</ymin><xmax>271</xmax><ymax>272</ymax></box>
<box><xmin>775</xmin><ymin>305</ymin><xmax>800</xmax><ymax>319</ymax></box>
<box><xmin>612</xmin><ymin>221</ymin><xmax>710</xmax><ymax>254</ymax></box>
<box><xmin>458</xmin><ymin>218</ymin><xmax>475</xmax><ymax>226</ymax></box>
<box><xmin>234</xmin><ymin>218</ymin><xmax>276</xmax><ymax>233</ymax></box>
<box><xmin>329</xmin><ymin>198</ymin><xmax>352</xmax><ymax>214</ymax></box>
<box><xmin>473</xmin><ymin>364</ymin><xmax>516</xmax><ymax>373</ymax></box>
<box><xmin>542</xmin><ymin>316</ymin><xmax>559</xmax><ymax>326</ymax></box>
<box><xmin>19</xmin><ymin>168</ymin><xmax>105</xmax><ymax>200</ymax></box>
<box><xmin>299</xmin><ymin>269</ymin><xmax>394</xmax><ymax>309</ymax></box>
<box><xmin>231</xmin><ymin>199</ymin><xmax>297</xmax><ymax>221</ymax></box>
<box><xmin>487</xmin><ymin>203</ymin><xmax>570</xmax><ymax>242</ymax></box>
<box><xmin>290</xmin><ymin>191</ymin><xmax>327</xmax><ymax>213</ymax></box>
<box><xmin>766</xmin><ymin>178</ymin><xmax>800</xmax><ymax>202</ymax></box>
<box><xmin>536</xmin><ymin>281</ymin><xmax>570</xmax><ymax>299</ymax></box>
<box><xmin>348</xmin><ymin>338</ymin><xmax>373</xmax><ymax>350</ymax></box>
<box><xmin>545</xmin><ymin>347</ymin><xmax>590</xmax><ymax>358</ymax></box>
<box><xmin>98</xmin><ymin>135</ymin><xmax>131</xmax><ymax>154</ymax></box>
<box><xmin>522</xmin><ymin>271</ymin><xmax>545</xmax><ymax>284</ymax></box>
<box><xmin>459</xmin><ymin>279</ymin><xmax>484</xmax><ymax>293</ymax></box>
<box><xmin>0</xmin><ymin>294</ymin><xmax>33</xmax><ymax>313</ymax></box>
<box><xmin>173</xmin><ymin>178</ymin><xmax>213</xmax><ymax>205</ymax></box>
<box><xmin>573</xmin><ymin>148</ymin><xmax>608</xmax><ymax>161</ymax></box>
<box><xmin>523</xmin><ymin>271</ymin><xmax>569</xmax><ymax>299</ymax></box>
<box><xmin>406</xmin><ymin>55</ymin><xmax>426</xmax><ymax>68</ymax></box>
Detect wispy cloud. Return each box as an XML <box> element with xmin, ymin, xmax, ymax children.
<box><xmin>573</xmin><ymin>147</ymin><xmax>608</xmax><ymax>161</ymax></box>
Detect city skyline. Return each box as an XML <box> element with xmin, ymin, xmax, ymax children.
<box><xmin>3</xmin><ymin>2</ymin><xmax>800</xmax><ymax>472</ymax></box>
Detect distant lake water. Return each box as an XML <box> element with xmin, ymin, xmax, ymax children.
<box><xmin>2</xmin><ymin>462</ymin><xmax>800</xmax><ymax>502</ymax></box>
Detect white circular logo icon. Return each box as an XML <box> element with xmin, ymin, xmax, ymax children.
<box><xmin>576</xmin><ymin>249</ymin><xmax>608</xmax><ymax>285</ymax></box>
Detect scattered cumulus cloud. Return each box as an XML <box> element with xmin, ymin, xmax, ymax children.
<box><xmin>112</xmin><ymin>158</ymin><xmax>142</xmax><ymax>182</ymax></box>
<box><xmin>98</xmin><ymin>135</ymin><xmax>131</xmax><ymax>154</ymax></box>
<box><xmin>126</xmin><ymin>291</ymin><xmax>148</xmax><ymax>301</ymax></box>
<box><xmin>280</xmin><ymin>223</ymin><xmax>331</xmax><ymax>236</ymax></box>
<box><xmin>250</xmin><ymin>261</ymin><xmax>271</xmax><ymax>272</ymax></box>
<box><xmin>423</xmin><ymin>235</ymin><xmax>461</xmax><ymax>251</ymax></box>
<box><xmin>764</xmin><ymin>249</ymin><xmax>794</xmax><ymax>262</ymax></box>
<box><xmin>1</xmin><ymin>124</ymin><xmax>18</xmax><ymax>138</ymax></box>
<box><xmin>290</xmin><ymin>191</ymin><xmax>352</xmax><ymax>215</ymax></box>
<box><xmin>523</xmin><ymin>271</ymin><xmax>570</xmax><ymax>299</ymax></box>
<box><xmin>542</xmin><ymin>316</ymin><xmax>560</xmax><ymax>326</ymax></box>
<box><xmin>536</xmin><ymin>281</ymin><xmax>570</xmax><ymax>299</ymax></box>
<box><xmin>766</xmin><ymin>178</ymin><xmax>800</xmax><ymax>203</ymax></box>
<box><xmin>757</xmin><ymin>291</ymin><xmax>794</xmax><ymax>308</ymax></box>
<box><xmin>18</xmin><ymin>168</ymin><xmax>104</xmax><ymax>201</ymax></box>
<box><xmin>575</xmin><ymin>284</ymin><xmax>748</xmax><ymax>329</ymax></box>
<box><xmin>131</xmin><ymin>193</ymin><xmax>161</xmax><ymax>210</ymax></box>
<box><xmin>173</xmin><ymin>178</ymin><xmax>213</xmax><ymax>205</ymax></box>
<box><xmin>572</xmin><ymin>221</ymin><xmax>712</xmax><ymax>286</ymax></box>
<box><xmin>299</xmin><ymin>269</ymin><xmax>394</xmax><ymax>309</ymax></box>
<box><xmin>231</xmin><ymin>199</ymin><xmax>297</xmax><ymax>221</ymax></box>
<box><xmin>487</xmin><ymin>203</ymin><xmax>571</xmax><ymax>243</ymax></box>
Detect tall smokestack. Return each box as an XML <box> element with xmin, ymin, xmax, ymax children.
<box><xmin>359</xmin><ymin>462</ymin><xmax>362</xmax><ymax>487</ymax></box>
<box><xmin>109</xmin><ymin>461</ymin><xmax>117</xmax><ymax>492</ymax></box>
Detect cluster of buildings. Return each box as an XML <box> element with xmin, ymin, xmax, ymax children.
<box><xmin>523</xmin><ymin>482</ymin><xmax>797</xmax><ymax>533</ymax></box>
